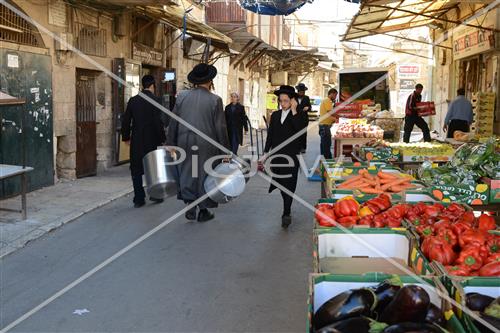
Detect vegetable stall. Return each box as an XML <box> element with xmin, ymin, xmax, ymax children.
<box><xmin>307</xmin><ymin>144</ymin><xmax>499</xmax><ymax>332</ymax></box>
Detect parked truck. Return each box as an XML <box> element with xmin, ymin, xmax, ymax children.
<box><xmin>338</xmin><ymin>68</ymin><xmax>390</xmax><ymax>111</ymax></box>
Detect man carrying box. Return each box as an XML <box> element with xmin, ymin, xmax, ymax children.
<box><xmin>403</xmin><ymin>83</ymin><xmax>431</xmax><ymax>143</ymax></box>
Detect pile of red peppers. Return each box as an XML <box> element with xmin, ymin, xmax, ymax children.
<box><xmin>406</xmin><ymin>202</ymin><xmax>499</xmax><ymax>277</ymax></box>
<box><xmin>314</xmin><ymin>195</ymin><xmax>499</xmax><ymax>276</ymax></box>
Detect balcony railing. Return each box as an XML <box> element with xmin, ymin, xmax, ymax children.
<box><xmin>206</xmin><ymin>1</ymin><xmax>246</xmax><ymax>24</ymax></box>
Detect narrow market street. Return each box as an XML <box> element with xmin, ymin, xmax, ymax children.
<box><xmin>0</xmin><ymin>137</ymin><xmax>320</xmax><ymax>332</ymax></box>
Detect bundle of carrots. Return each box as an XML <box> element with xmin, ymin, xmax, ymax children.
<box><xmin>336</xmin><ymin>169</ymin><xmax>415</xmax><ymax>194</ymax></box>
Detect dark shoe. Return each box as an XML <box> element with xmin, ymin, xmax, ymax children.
<box><xmin>150</xmin><ymin>197</ymin><xmax>164</xmax><ymax>204</ymax></box>
<box><xmin>185</xmin><ymin>206</ymin><xmax>197</xmax><ymax>220</ymax></box>
<box><xmin>281</xmin><ymin>215</ymin><xmax>292</xmax><ymax>228</ymax></box>
<box><xmin>134</xmin><ymin>201</ymin><xmax>145</xmax><ymax>208</ymax></box>
<box><xmin>198</xmin><ymin>209</ymin><xmax>214</xmax><ymax>222</ymax></box>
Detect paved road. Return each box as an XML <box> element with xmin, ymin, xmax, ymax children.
<box><xmin>1</xmin><ymin>134</ymin><xmax>322</xmax><ymax>332</ymax></box>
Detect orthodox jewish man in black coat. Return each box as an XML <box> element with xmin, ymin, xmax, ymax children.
<box><xmin>263</xmin><ymin>85</ymin><xmax>307</xmax><ymax>228</ymax></box>
<box><xmin>296</xmin><ymin>83</ymin><xmax>311</xmax><ymax>153</ymax></box>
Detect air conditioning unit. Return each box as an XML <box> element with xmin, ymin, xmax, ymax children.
<box><xmin>54</xmin><ymin>32</ymin><xmax>73</xmax><ymax>51</ymax></box>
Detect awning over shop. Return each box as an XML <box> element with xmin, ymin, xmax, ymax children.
<box><xmin>265</xmin><ymin>48</ymin><xmax>333</xmax><ymax>74</ymax></box>
<box><xmin>342</xmin><ymin>0</ymin><xmax>461</xmax><ymax>41</ymax></box>
<box><xmin>140</xmin><ymin>6</ymin><xmax>233</xmax><ymax>50</ymax></box>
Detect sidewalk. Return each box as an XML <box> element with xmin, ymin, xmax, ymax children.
<box><xmin>0</xmin><ymin>164</ymin><xmax>133</xmax><ymax>258</ymax></box>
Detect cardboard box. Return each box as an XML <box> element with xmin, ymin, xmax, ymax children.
<box><xmin>313</xmin><ymin>229</ymin><xmax>418</xmax><ymax>275</ymax></box>
<box><xmin>482</xmin><ymin>178</ymin><xmax>500</xmax><ymax>203</ymax></box>
<box><xmin>335</xmin><ymin>103</ymin><xmax>363</xmax><ymax>118</ymax></box>
<box><xmin>360</xmin><ymin>146</ymin><xmax>401</xmax><ymax>162</ymax></box>
<box><xmin>307</xmin><ymin>274</ymin><xmax>466</xmax><ymax>333</ymax></box>
<box><xmin>430</xmin><ymin>184</ymin><xmax>489</xmax><ymax>205</ymax></box>
<box><xmin>416</xmin><ymin>101</ymin><xmax>436</xmax><ymax>116</ymax></box>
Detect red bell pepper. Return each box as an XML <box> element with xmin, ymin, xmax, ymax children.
<box><xmin>427</xmin><ymin>238</ymin><xmax>456</xmax><ymax>265</ymax></box>
<box><xmin>446</xmin><ymin>203</ymin><xmax>466</xmax><ymax>214</ymax></box>
<box><xmin>334</xmin><ymin>197</ymin><xmax>359</xmax><ymax>218</ymax></box>
<box><xmin>479</xmin><ymin>261</ymin><xmax>500</xmax><ymax>277</ymax></box>
<box><xmin>437</xmin><ymin>228</ymin><xmax>458</xmax><ymax>247</ymax></box>
<box><xmin>451</xmin><ymin>221</ymin><xmax>472</xmax><ymax>237</ymax></box>
<box><xmin>385</xmin><ymin>204</ymin><xmax>409</xmax><ymax>220</ymax></box>
<box><xmin>316</xmin><ymin>207</ymin><xmax>336</xmax><ymax>227</ymax></box>
<box><xmin>487</xmin><ymin>236</ymin><xmax>499</xmax><ymax>254</ymax></box>
<box><xmin>424</xmin><ymin>204</ymin><xmax>443</xmax><ymax>217</ymax></box>
<box><xmin>445</xmin><ymin>264</ymin><xmax>471</xmax><ymax>276</ymax></box>
<box><xmin>459</xmin><ymin>229</ymin><xmax>488</xmax><ymax>248</ymax></box>
<box><xmin>386</xmin><ymin>217</ymin><xmax>402</xmax><ymax>228</ymax></box>
<box><xmin>364</xmin><ymin>195</ymin><xmax>391</xmax><ymax>214</ymax></box>
<box><xmin>485</xmin><ymin>253</ymin><xmax>500</xmax><ymax>265</ymax></box>
<box><xmin>416</xmin><ymin>225</ymin><xmax>434</xmax><ymax>238</ymax></box>
<box><xmin>456</xmin><ymin>245</ymin><xmax>484</xmax><ymax>271</ymax></box>
<box><xmin>459</xmin><ymin>211</ymin><xmax>476</xmax><ymax>225</ymax></box>
<box><xmin>337</xmin><ymin>216</ymin><xmax>359</xmax><ymax>227</ymax></box>
<box><xmin>433</xmin><ymin>220</ymin><xmax>452</xmax><ymax>234</ymax></box>
<box><xmin>373</xmin><ymin>214</ymin><xmax>387</xmax><ymax>228</ymax></box>
<box><xmin>358</xmin><ymin>215</ymin><xmax>374</xmax><ymax>227</ymax></box>
<box><xmin>478</xmin><ymin>214</ymin><xmax>496</xmax><ymax>231</ymax></box>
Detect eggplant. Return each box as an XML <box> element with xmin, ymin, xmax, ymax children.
<box><xmin>315</xmin><ymin>317</ymin><xmax>388</xmax><ymax>333</ymax></box>
<box><xmin>379</xmin><ymin>285</ymin><xmax>430</xmax><ymax>325</ymax></box>
<box><xmin>313</xmin><ymin>288</ymin><xmax>377</xmax><ymax>330</ymax></box>
<box><xmin>473</xmin><ymin>312</ymin><xmax>500</xmax><ymax>333</ymax></box>
<box><xmin>372</xmin><ymin>281</ymin><xmax>402</xmax><ymax>316</ymax></box>
<box><xmin>466</xmin><ymin>293</ymin><xmax>495</xmax><ymax>312</ymax></box>
<box><xmin>382</xmin><ymin>322</ymin><xmax>443</xmax><ymax>333</ymax></box>
<box><xmin>424</xmin><ymin>303</ymin><xmax>446</xmax><ymax>327</ymax></box>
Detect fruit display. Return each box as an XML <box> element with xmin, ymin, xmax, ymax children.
<box><xmin>403</xmin><ymin>202</ymin><xmax>499</xmax><ymax>277</ymax></box>
<box><xmin>387</xmin><ymin>142</ymin><xmax>455</xmax><ymax>162</ymax></box>
<box><xmin>420</xmin><ymin>139</ymin><xmax>500</xmax><ymax>188</ymax></box>
<box><xmin>333</xmin><ymin>123</ymin><xmax>384</xmax><ymax>139</ymax></box>
<box><xmin>336</xmin><ymin>169</ymin><xmax>415</xmax><ymax>194</ymax></box>
<box><xmin>313</xmin><ymin>278</ymin><xmax>448</xmax><ymax>333</ymax></box>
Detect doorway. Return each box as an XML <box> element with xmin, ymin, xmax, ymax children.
<box><xmin>75</xmin><ymin>69</ymin><xmax>97</xmax><ymax>178</ymax></box>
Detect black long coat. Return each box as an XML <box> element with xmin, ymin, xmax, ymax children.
<box><xmin>121</xmin><ymin>90</ymin><xmax>167</xmax><ymax>176</ymax></box>
<box><xmin>224</xmin><ymin>103</ymin><xmax>249</xmax><ymax>145</ymax></box>
<box><xmin>297</xmin><ymin>95</ymin><xmax>311</xmax><ymax>147</ymax></box>
<box><xmin>264</xmin><ymin>109</ymin><xmax>306</xmax><ymax>194</ymax></box>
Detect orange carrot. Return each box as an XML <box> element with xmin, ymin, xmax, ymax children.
<box><xmin>380</xmin><ymin>178</ymin><xmax>411</xmax><ymax>191</ymax></box>
<box><xmin>341</xmin><ymin>175</ymin><xmax>363</xmax><ymax>185</ymax></box>
<box><xmin>378</xmin><ymin>171</ymin><xmax>397</xmax><ymax>179</ymax></box>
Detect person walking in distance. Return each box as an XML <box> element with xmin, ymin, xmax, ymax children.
<box><xmin>443</xmin><ymin>88</ymin><xmax>473</xmax><ymax>138</ymax></box>
<box><xmin>121</xmin><ymin>75</ymin><xmax>167</xmax><ymax>208</ymax></box>
<box><xmin>295</xmin><ymin>83</ymin><xmax>311</xmax><ymax>154</ymax></box>
<box><xmin>166</xmin><ymin>63</ymin><xmax>230</xmax><ymax>222</ymax></box>
<box><xmin>263</xmin><ymin>85</ymin><xmax>307</xmax><ymax>229</ymax></box>
<box><xmin>318</xmin><ymin>88</ymin><xmax>338</xmax><ymax>159</ymax></box>
<box><xmin>403</xmin><ymin>83</ymin><xmax>431</xmax><ymax>143</ymax></box>
<box><xmin>225</xmin><ymin>92</ymin><xmax>249</xmax><ymax>155</ymax></box>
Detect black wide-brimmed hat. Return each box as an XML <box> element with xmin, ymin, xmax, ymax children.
<box><xmin>188</xmin><ymin>63</ymin><xmax>217</xmax><ymax>84</ymax></box>
<box><xmin>274</xmin><ymin>85</ymin><xmax>298</xmax><ymax>98</ymax></box>
<box><xmin>295</xmin><ymin>83</ymin><xmax>308</xmax><ymax>91</ymax></box>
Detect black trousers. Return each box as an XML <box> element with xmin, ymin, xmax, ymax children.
<box><xmin>132</xmin><ymin>174</ymin><xmax>146</xmax><ymax>204</ymax></box>
<box><xmin>403</xmin><ymin>115</ymin><xmax>431</xmax><ymax>143</ymax></box>
<box><xmin>319</xmin><ymin>125</ymin><xmax>332</xmax><ymax>159</ymax></box>
<box><xmin>447</xmin><ymin>119</ymin><xmax>470</xmax><ymax>138</ymax></box>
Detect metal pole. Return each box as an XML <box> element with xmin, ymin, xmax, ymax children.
<box><xmin>249</xmin><ymin>124</ymin><xmax>254</xmax><ymax>157</ymax></box>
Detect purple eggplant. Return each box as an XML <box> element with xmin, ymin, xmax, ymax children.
<box><xmin>313</xmin><ymin>288</ymin><xmax>377</xmax><ymax>330</ymax></box>
<box><xmin>466</xmin><ymin>293</ymin><xmax>495</xmax><ymax>312</ymax></box>
<box><xmin>473</xmin><ymin>312</ymin><xmax>500</xmax><ymax>333</ymax></box>
<box><xmin>372</xmin><ymin>281</ymin><xmax>402</xmax><ymax>316</ymax></box>
<box><xmin>379</xmin><ymin>285</ymin><xmax>430</xmax><ymax>325</ymax></box>
<box><xmin>424</xmin><ymin>303</ymin><xmax>445</xmax><ymax>327</ymax></box>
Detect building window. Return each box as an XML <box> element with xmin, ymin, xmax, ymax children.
<box><xmin>0</xmin><ymin>3</ymin><xmax>44</xmax><ymax>47</ymax></box>
<box><xmin>134</xmin><ymin>16</ymin><xmax>159</xmax><ymax>48</ymax></box>
<box><xmin>73</xmin><ymin>22</ymin><xmax>107</xmax><ymax>57</ymax></box>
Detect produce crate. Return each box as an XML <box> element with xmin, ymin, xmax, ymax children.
<box><xmin>360</xmin><ymin>146</ymin><xmax>401</xmax><ymax>162</ymax></box>
<box><xmin>416</xmin><ymin>101</ymin><xmax>436</xmax><ymax>117</ymax></box>
<box><xmin>443</xmin><ymin>276</ymin><xmax>500</xmax><ymax>333</ymax></box>
<box><xmin>430</xmin><ymin>184</ymin><xmax>490</xmax><ymax>205</ymax></box>
<box><xmin>313</xmin><ymin>228</ymin><xmax>420</xmax><ymax>275</ymax></box>
<box><xmin>482</xmin><ymin>177</ymin><xmax>500</xmax><ymax>203</ymax></box>
<box><xmin>307</xmin><ymin>273</ymin><xmax>466</xmax><ymax>333</ymax></box>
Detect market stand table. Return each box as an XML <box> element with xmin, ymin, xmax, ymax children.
<box><xmin>0</xmin><ymin>164</ymin><xmax>33</xmax><ymax>220</ymax></box>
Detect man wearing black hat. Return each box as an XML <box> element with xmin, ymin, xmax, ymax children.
<box><xmin>167</xmin><ymin>63</ymin><xmax>230</xmax><ymax>222</ymax></box>
<box><xmin>263</xmin><ymin>85</ymin><xmax>307</xmax><ymax>228</ymax></box>
<box><xmin>295</xmin><ymin>83</ymin><xmax>311</xmax><ymax>153</ymax></box>
<box><xmin>122</xmin><ymin>75</ymin><xmax>167</xmax><ymax>208</ymax></box>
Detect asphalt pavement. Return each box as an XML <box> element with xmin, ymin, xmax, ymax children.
<box><xmin>1</xmin><ymin>133</ymin><xmax>321</xmax><ymax>333</ymax></box>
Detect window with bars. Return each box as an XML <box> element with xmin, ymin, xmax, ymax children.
<box><xmin>0</xmin><ymin>3</ymin><xmax>44</xmax><ymax>47</ymax></box>
<box><xmin>73</xmin><ymin>22</ymin><xmax>107</xmax><ymax>57</ymax></box>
